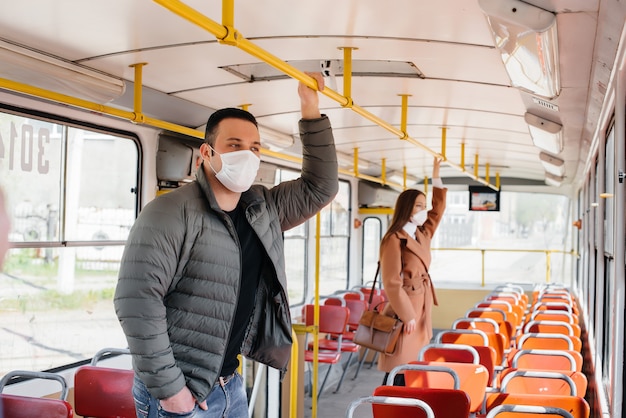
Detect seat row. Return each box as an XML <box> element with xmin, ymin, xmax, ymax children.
<box><xmin>301</xmin><ymin>285</ymin><xmax>389</xmax><ymax>397</ymax></box>
<box><xmin>0</xmin><ymin>347</ymin><xmax>134</xmax><ymax>418</ymax></box>
<box><xmin>344</xmin><ymin>283</ymin><xmax>590</xmax><ymax>418</ymax></box>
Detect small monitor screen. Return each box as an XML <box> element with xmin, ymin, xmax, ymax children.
<box><xmin>469</xmin><ymin>186</ymin><xmax>500</xmax><ymax>211</ymax></box>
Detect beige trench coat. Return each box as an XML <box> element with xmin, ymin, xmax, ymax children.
<box><xmin>377</xmin><ymin>187</ymin><xmax>447</xmax><ymax>373</ymax></box>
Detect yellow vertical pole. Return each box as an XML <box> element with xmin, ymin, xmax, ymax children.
<box><xmin>399</xmin><ymin>94</ymin><xmax>410</xmax><ymax>137</ymax></box>
<box><xmin>424</xmin><ymin>173</ymin><xmax>428</xmax><ymax>194</ymax></box>
<box><xmin>545</xmin><ymin>251</ymin><xmax>551</xmax><ymax>283</ymax></box>
<box><xmin>481</xmin><ymin>249</ymin><xmax>486</xmax><ymax>287</ymax></box>
<box><xmin>404</xmin><ymin>166</ymin><xmax>408</xmax><ymax>190</ymax></box>
<box><xmin>130</xmin><ymin>63</ymin><xmax>147</xmax><ymax>118</ymax></box>
<box><xmin>312</xmin><ymin>212</ymin><xmax>321</xmax><ymax>418</ymax></box>
<box><xmin>353</xmin><ymin>147</ymin><xmax>359</xmax><ymax>177</ymax></box>
<box><xmin>289</xmin><ymin>330</ymin><xmax>299</xmax><ymax>418</ymax></box>
<box><xmin>485</xmin><ymin>163</ymin><xmax>490</xmax><ymax>184</ymax></box>
<box><xmin>461</xmin><ymin>143</ymin><xmax>466</xmax><ymax>171</ymax></box>
<box><xmin>474</xmin><ymin>154</ymin><xmax>479</xmax><ymax>179</ymax></box>
<box><xmin>381</xmin><ymin>158</ymin><xmax>387</xmax><ymax>184</ymax></box>
<box><xmin>341</xmin><ymin>47</ymin><xmax>354</xmax><ymax>99</ymax></box>
<box><xmin>496</xmin><ymin>172</ymin><xmax>500</xmax><ymax>190</ymax></box>
<box><xmin>222</xmin><ymin>0</ymin><xmax>234</xmax><ymax>27</ymax></box>
<box><xmin>441</xmin><ymin>127</ymin><xmax>447</xmax><ymax>160</ymax></box>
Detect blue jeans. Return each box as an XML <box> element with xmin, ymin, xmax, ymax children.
<box><xmin>132</xmin><ymin>373</ymin><xmax>249</xmax><ymax>418</ymax></box>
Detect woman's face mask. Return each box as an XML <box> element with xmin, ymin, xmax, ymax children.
<box><xmin>410</xmin><ymin>209</ymin><xmax>428</xmax><ymax>226</ymax></box>
<box><xmin>208</xmin><ymin>146</ymin><xmax>260</xmax><ymax>193</ymax></box>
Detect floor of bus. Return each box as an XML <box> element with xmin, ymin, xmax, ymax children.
<box><xmin>303</xmin><ymin>353</ymin><xmax>385</xmax><ymax>418</ymax></box>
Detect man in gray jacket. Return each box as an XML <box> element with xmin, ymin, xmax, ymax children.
<box><xmin>114</xmin><ymin>72</ymin><xmax>338</xmax><ymax>417</ymax></box>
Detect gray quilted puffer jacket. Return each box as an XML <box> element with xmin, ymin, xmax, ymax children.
<box><xmin>114</xmin><ymin>116</ymin><xmax>338</xmax><ymax>401</ymax></box>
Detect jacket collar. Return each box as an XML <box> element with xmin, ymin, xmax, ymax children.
<box><xmin>394</xmin><ymin>229</ymin><xmax>422</xmax><ymax>256</ymax></box>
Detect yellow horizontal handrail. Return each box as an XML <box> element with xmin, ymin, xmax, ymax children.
<box><xmin>152</xmin><ymin>0</ymin><xmax>499</xmax><ymax>190</ymax></box>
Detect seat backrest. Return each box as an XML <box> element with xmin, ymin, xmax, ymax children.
<box><xmin>516</xmin><ymin>333</ymin><xmax>582</xmax><ymax>352</ymax></box>
<box><xmin>343</xmin><ymin>299</ymin><xmax>368</xmax><ymax>328</ymax></box>
<box><xmin>477</xmin><ymin>301</ymin><xmax>521</xmax><ymax>330</ymax></box>
<box><xmin>532</xmin><ymin>302</ymin><xmax>574</xmax><ymax>314</ymax></box>
<box><xmin>467</xmin><ymin>307</ymin><xmax>508</xmax><ymax>322</ymax></box>
<box><xmin>419</xmin><ymin>343</ymin><xmax>480</xmax><ymax>364</ymax></box>
<box><xmin>485</xmin><ymin>393</ymin><xmax>589</xmax><ymax>418</ymax></box>
<box><xmin>343</xmin><ymin>290</ymin><xmax>365</xmax><ymax>300</ymax></box>
<box><xmin>373</xmin><ymin>386</ymin><xmax>471</xmax><ymax>418</ymax></box>
<box><xmin>498</xmin><ymin>368</ymin><xmax>588</xmax><ymax>398</ymax></box>
<box><xmin>303</xmin><ymin>304</ymin><xmax>349</xmax><ymax>335</ymax></box>
<box><xmin>74</xmin><ymin>366</ymin><xmax>135</xmax><ymax>418</ymax></box>
<box><xmin>486</xmin><ymin>404</ymin><xmax>575</xmax><ymax>418</ymax></box>
<box><xmin>511</xmin><ymin>349</ymin><xmax>583</xmax><ymax>372</ymax></box>
<box><xmin>531</xmin><ymin>310</ymin><xmax>578</xmax><ymax>325</ymax></box>
<box><xmin>0</xmin><ymin>370</ymin><xmax>73</xmax><ymax>418</ymax></box>
<box><xmin>0</xmin><ymin>394</ymin><xmax>74</xmax><ymax>418</ymax></box>
<box><xmin>438</xmin><ymin>328</ymin><xmax>505</xmax><ymax>365</ymax></box>
<box><xmin>524</xmin><ymin>320</ymin><xmax>581</xmax><ymax>337</ymax></box>
<box><xmin>500</xmin><ymin>369</ymin><xmax>577</xmax><ymax>396</ymax></box>
<box><xmin>419</xmin><ymin>342</ymin><xmax>496</xmax><ymax>385</ymax></box>
<box><xmin>454</xmin><ymin>317</ymin><xmax>512</xmax><ymax>344</ymax></box>
<box><xmin>396</xmin><ymin>361</ymin><xmax>488</xmax><ymax>413</ymax></box>
<box><xmin>73</xmin><ymin>347</ymin><xmax>135</xmax><ymax>418</ymax></box>
<box><xmin>466</xmin><ymin>309</ymin><xmax>514</xmax><ymax>343</ymax></box>
<box><xmin>346</xmin><ymin>395</ymin><xmax>435</xmax><ymax>418</ymax></box>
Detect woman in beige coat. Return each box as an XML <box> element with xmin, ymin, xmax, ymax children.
<box><xmin>377</xmin><ymin>158</ymin><xmax>447</xmax><ymax>385</ymax></box>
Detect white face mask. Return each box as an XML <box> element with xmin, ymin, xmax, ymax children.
<box><xmin>410</xmin><ymin>209</ymin><xmax>428</xmax><ymax>226</ymax></box>
<box><xmin>208</xmin><ymin>147</ymin><xmax>260</xmax><ymax>193</ymax></box>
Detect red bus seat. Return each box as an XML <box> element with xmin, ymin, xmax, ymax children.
<box><xmin>0</xmin><ymin>370</ymin><xmax>73</xmax><ymax>418</ymax></box>
<box><xmin>74</xmin><ymin>348</ymin><xmax>135</xmax><ymax>418</ymax></box>
<box><xmin>373</xmin><ymin>386</ymin><xmax>471</xmax><ymax>418</ymax></box>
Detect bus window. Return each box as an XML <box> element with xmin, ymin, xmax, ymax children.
<box><xmin>280</xmin><ymin>168</ymin><xmax>308</xmax><ymax>305</ymax></box>
<box><xmin>0</xmin><ymin>109</ymin><xmax>139</xmax><ymax>375</ymax></box>
<box><xmin>433</xmin><ymin>191</ymin><xmax>572</xmax><ymax>285</ymax></box>
<box><xmin>318</xmin><ymin>180</ymin><xmax>350</xmax><ymax>296</ymax></box>
<box><xmin>361</xmin><ymin>217</ymin><xmax>382</xmax><ymax>285</ymax></box>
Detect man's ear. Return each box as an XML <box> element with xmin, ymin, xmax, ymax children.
<box><xmin>200</xmin><ymin>143</ymin><xmax>213</xmax><ymax>158</ymax></box>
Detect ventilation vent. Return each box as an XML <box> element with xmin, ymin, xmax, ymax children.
<box><xmin>532</xmin><ymin>96</ymin><xmax>559</xmax><ymax>112</ymax></box>
<box><xmin>221</xmin><ymin>59</ymin><xmax>425</xmax><ymax>82</ymax></box>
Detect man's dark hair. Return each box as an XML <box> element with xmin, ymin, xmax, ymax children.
<box><xmin>204</xmin><ymin>108</ymin><xmax>258</xmax><ymax>146</ymax></box>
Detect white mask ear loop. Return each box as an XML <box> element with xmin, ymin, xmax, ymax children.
<box><xmin>206</xmin><ymin>145</ymin><xmax>220</xmax><ymax>175</ymax></box>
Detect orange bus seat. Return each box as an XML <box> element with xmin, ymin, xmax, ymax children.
<box><xmin>476</xmin><ymin>301</ymin><xmax>521</xmax><ymax>330</ymax></box>
<box><xmin>484</xmin><ymin>393</ymin><xmax>589</xmax><ymax>418</ymax></box>
<box><xmin>516</xmin><ymin>333</ymin><xmax>581</xmax><ymax>352</ymax></box>
<box><xmin>454</xmin><ymin>317</ymin><xmax>512</xmax><ymax>348</ymax></box>
<box><xmin>373</xmin><ymin>386</ymin><xmax>471</xmax><ymax>418</ymax></box>
<box><xmin>419</xmin><ymin>343</ymin><xmax>480</xmax><ymax>364</ymax></box>
<box><xmin>389</xmin><ymin>361</ymin><xmax>488</xmax><ymax>413</ymax></box>
<box><xmin>510</xmin><ymin>349</ymin><xmax>583</xmax><ymax>372</ymax></box>
<box><xmin>438</xmin><ymin>328</ymin><xmax>506</xmax><ymax>366</ymax></box>
<box><xmin>486</xmin><ymin>404</ymin><xmax>575</xmax><ymax>417</ymax></box>
<box><xmin>419</xmin><ymin>343</ymin><xmax>497</xmax><ymax>387</ymax></box>
<box><xmin>498</xmin><ymin>368</ymin><xmax>587</xmax><ymax>398</ymax></box>
<box><xmin>0</xmin><ymin>370</ymin><xmax>73</xmax><ymax>418</ymax></box>
<box><xmin>530</xmin><ymin>310</ymin><xmax>579</xmax><ymax>325</ymax></box>
<box><xmin>524</xmin><ymin>320</ymin><xmax>581</xmax><ymax>338</ymax></box>
<box><xmin>500</xmin><ymin>370</ymin><xmax>577</xmax><ymax>396</ymax></box>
